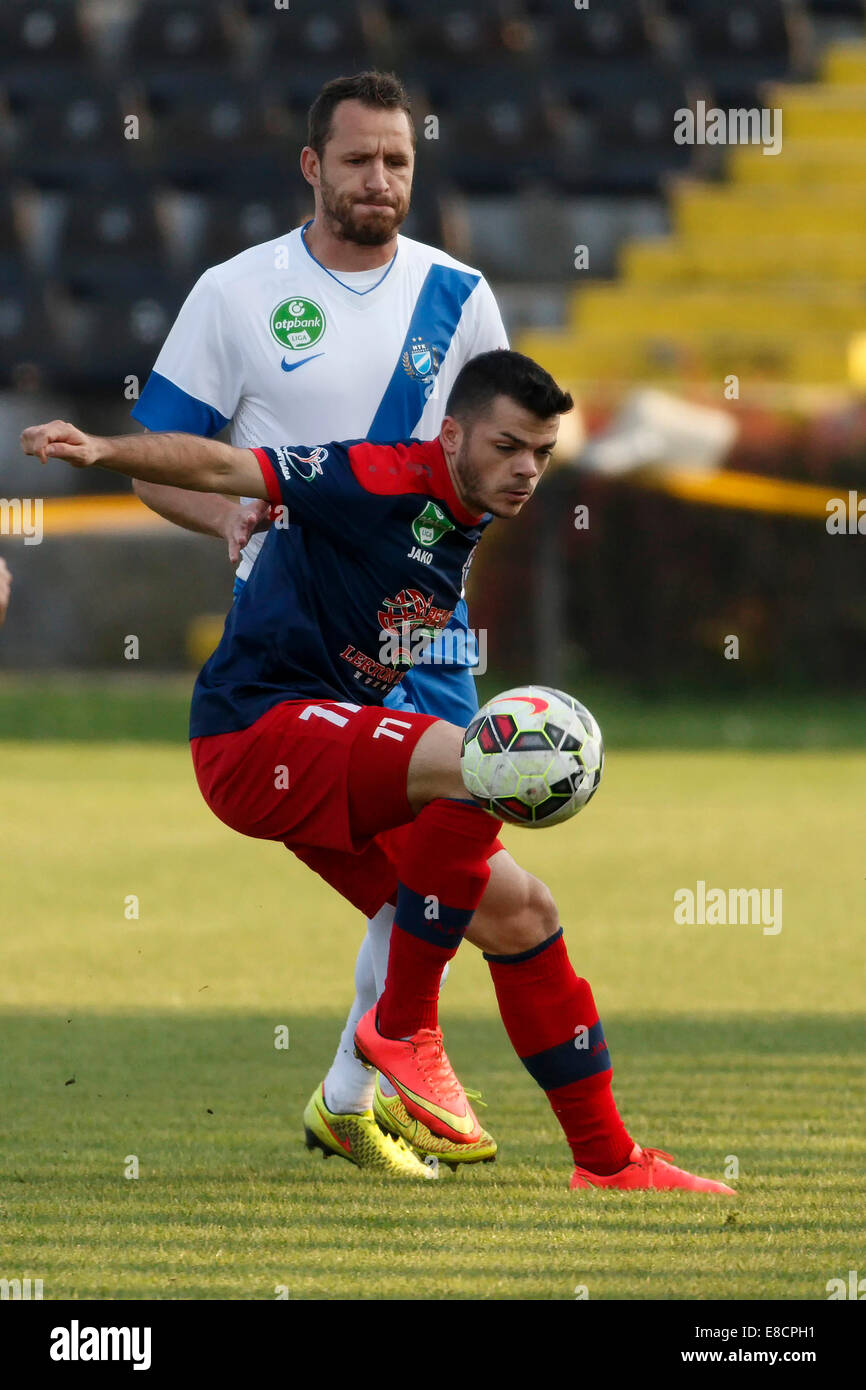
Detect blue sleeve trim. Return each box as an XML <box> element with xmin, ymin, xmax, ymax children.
<box><xmin>131</xmin><ymin>371</ymin><xmax>230</xmax><ymax>437</ymax></box>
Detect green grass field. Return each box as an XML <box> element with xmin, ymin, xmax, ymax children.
<box><xmin>1</xmin><ymin>740</ymin><xmax>864</xmax><ymax>1300</ymax></box>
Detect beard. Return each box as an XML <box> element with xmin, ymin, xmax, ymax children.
<box><xmin>453</xmin><ymin>437</ymin><xmax>488</xmax><ymax>515</ymax></box>
<box><xmin>318</xmin><ymin>174</ymin><xmax>410</xmax><ymax>246</ymax></box>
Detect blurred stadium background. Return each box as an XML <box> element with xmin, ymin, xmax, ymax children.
<box><xmin>1</xmin><ymin>0</ymin><xmax>865</xmax><ymax>737</ymax></box>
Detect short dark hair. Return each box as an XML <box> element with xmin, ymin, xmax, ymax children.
<box><xmin>446</xmin><ymin>350</ymin><xmax>573</xmax><ymax>425</ymax></box>
<box><xmin>307</xmin><ymin>70</ymin><xmax>415</xmax><ymax>157</ymax></box>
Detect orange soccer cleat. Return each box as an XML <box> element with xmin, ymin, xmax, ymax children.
<box><xmin>570</xmin><ymin>1143</ymin><xmax>737</xmax><ymax>1194</ymax></box>
<box><xmin>354</xmin><ymin>1007</ymin><xmax>481</xmax><ymax>1147</ymax></box>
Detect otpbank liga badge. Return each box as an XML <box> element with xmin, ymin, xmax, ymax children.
<box><xmin>403</xmin><ymin>336</ymin><xmax>440</xmax><ymax>380</ymax></box>
<box><xmin>270</xmin><ymin>297</ymin><xmax>326</xmax><ymax>351</ymax></box>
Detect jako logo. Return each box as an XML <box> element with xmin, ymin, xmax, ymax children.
<box><xmin>49</xmin><ymin>1321</ymin><xmax>152</xmax><ymax>1371</ymax></box>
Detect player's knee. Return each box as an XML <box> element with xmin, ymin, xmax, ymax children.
<box><xmin>471</xmin><ymin>871</ymin><xmax>558</xmax><ymax>957</ymax></box>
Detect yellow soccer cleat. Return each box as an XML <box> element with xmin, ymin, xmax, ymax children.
<box><xmin>303</xmin><ymin>1083</ymin><xmax>435</xmax><ymax>1179</ymax></box>
<box><xmin>373</xmin><ymin>1075</ymin><xmax>498</xmax><ymax>1171</ymax></box>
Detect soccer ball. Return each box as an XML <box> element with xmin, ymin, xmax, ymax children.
<box><xmin>460</xmin><ymin>685</ymin><xmax>604</xmax><ymax>828</ymax></box>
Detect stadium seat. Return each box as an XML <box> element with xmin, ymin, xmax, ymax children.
<box><xmin>0</xmin><ymin>285</ymin><xmax>52</xmax><ymax>387</ymax></box>
<box><xmin>140</xmin><ymin>75</ymin><xmax>297</xmax><ymax>183</ymax></box>
<box><xmin>193</xmin><ymin>193</ymin><xmax>302</xmax><ymax>271</ymax></box>
<box><xmin>0</xmin><ymin>193</ymin><xmax>26</xmax><ymax>282</ymax></box>
<box><xmin>55</xmin><ymin>188</ymin><xmax>171</xmax><ymax>295</ymax></box>
<box><xmin>394</xmin><ymin>5</ymin><xmax>537</xmax><ymax>106</ymax></box>
<box><xmin>589</xmin><ymin>70</ymin><xmax>696</xmax><ymax>192</ymax></box>
<box><xmin>439</xmin><ymin>91</ymin><xmax>560</xmax><ymax>193</ymax></box>
<box><xmin>683</xmin><ymin>0</ymin><xmax>811</xmax><ymax>106</ymax></box>
<box><xmin>53</xmin><ymin>286</ymin><xmax>180</xmax><ymax>387</ymax></box>
<box><xmin>0</xmin><ymin>0</ymin><xmax>89</xmax><ymax>67</ymax></box>
<box><xmin>125</xmin><ymin>0</ymin><xmax>238</xmax><ymax>72</ymax></box>
<box><xmin>4</xmin><ymin>76</ymin><xmax>130</xmax><ymax>185</ymax></box>
<box><xmin>531</xmin><ymin>0</ymin><xmax>657</xmax><ymax>60</ymax></box>
<box><xmin>251</xmin><ymin>0</ymin><xmax>375</xmax><ymax>66</ymax></box>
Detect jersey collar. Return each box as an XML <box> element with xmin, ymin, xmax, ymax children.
<box><xmin>299</xmin><ymin>220</ymin><xmax>399</xmax><ymax>296</ymax></box>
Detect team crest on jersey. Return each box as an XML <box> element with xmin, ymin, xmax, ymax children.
<box><xmin>270</xmin><ymin>297</ymin><xmax>327</xmax><ymax>351</ymax></box>
<box><xmin>273</xmin><ymin>444</ymin><xmax>328</xmax><ymax>481</ymax></box>
<box><xmin>411</xmin><ymin>501</ymin><xmax>454</xmax><ymax>548</ymax></box>
<box><xmin>403</xmin><ymin>336</ymin><xmax>440</xmax><ymax>381</ymax></box>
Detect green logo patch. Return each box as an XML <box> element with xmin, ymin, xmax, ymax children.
<box><xmin>270</xmin><ymin>297</ymin><xmax>326</xmax><ymax>351</ymax></box>
<box><xmin>411</xmin><ymin>501</ymin><xmax>455</xmax><ymax>548</ymax></box>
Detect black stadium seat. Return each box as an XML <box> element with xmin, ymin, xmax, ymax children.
<box><xmin>55</xmin><ymin>189</ymin><xmax>170</xmax><ymax>294</ymax></box>
<box><xmin>126</xmin><ymin>0</ymin><xmax>238</xmax><ymax>72</ymax></box>
<box><xmin>193</xmin><ymin>193</ymin><xmax>300</xmax><ymax>271</ymax></box>
<box><xmin>53</xmin><ymin>286</ymin><xmax>179</xmax><ymax>388</ymax></box>
<box><xmin>589</xmin><ymin>68</ymin><xmax>696</xmax><ymax>192</ymax></box>
<box><xmin>0</xmin><ymin>0</ymin><xmax>89</xmax><ymax>67</ymax></box>
<box><xmin>439</xmin><ymin>93</ymin><xmax>560</xmax><ymax>193</ymax></box>
<box><xmin>681</xmin><ymin>0</ymin><xmax>808</xmax><ymax>106</ymax></box>
<box><xmin>141</xmin><ymin>75</ymin><xmax>297</xmax><ymax>183</ymax></box>
<box><xmin>253</xmin><ymin>0</ymin><xmax>374</xmax><ymax>65</ymax></box>
<box><xmin>0</xmin><ymin>286</ymin><xmax>53</xmax><ymax>387</ymax></box>
<box><xmin>4</xmin><ymin>78</ymin><xmax>130</xmax><ymax>185</ymax></box>
<box><xmin>528</xmin><ymin>0</ymin><xmax>657</xmax><ymax>59</ymax></box>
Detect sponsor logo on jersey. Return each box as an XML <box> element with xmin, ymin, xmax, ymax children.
<box><xmin>280</xmin><ymin>353</ymin><xmax>325</xmax><ymax>373</ymax></box>
<box><xmin>377</xmin><ymin>587</ymin><xmax>452</xmax><ymax>637</ymax></box>
<box><xmin>377</xmin><ymin>587</ymin><xmax>453</xmax><ymax>666</ymax></box>
<box><xmin>270</xmin><ymin>297</ymin><xmax>327</xmax><ymax>351</ymax></box>
<box><xmin>402</xmin><ymin>336</ymin><xmax>440</xmax><ymax>381</ymax></box>
<box><xmin>411</xmin><ymin>500</ymin><xmax>454</xmax><ymax>548</ymax></box>
<box><xmin>273</xmin><ymin>445</ymin><xmax>328</xmax><ymax>481</ymax></box>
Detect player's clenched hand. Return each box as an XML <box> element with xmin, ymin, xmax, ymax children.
<box><xmin>225</xmin><ymin>499</ymin><xmax>270</xmax><ymax>565</ymax></box>
<box><xmin>20</xmin><ymin>420</ymin><xmax>102</xmax><ymax>469</ymax></box>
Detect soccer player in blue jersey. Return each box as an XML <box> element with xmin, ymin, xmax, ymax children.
<box><xmin>130</xmin><ymin>71</ymin><xmax>508</xmax><ymax>1173</ymax></box>
<box><xmin>22</xmin><ymin>351</ymin><xmax>735</xmax><ymax>1195</ymax></box>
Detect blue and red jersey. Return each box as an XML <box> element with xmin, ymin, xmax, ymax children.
<box><xmin>189</xmin><ymin>437</ymin><xmax>491</xmax><ymax>738</ymax></box>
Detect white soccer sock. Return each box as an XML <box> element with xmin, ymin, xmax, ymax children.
<box><xmin>322</xmin><ymin>933</ymin><xmax>378</xmax><ymax>1114</ymax></box>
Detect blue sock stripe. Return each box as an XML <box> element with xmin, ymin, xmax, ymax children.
<box><xmin>520</xmin><ymin>1019</ymin><xmax>611</xmax><ymax>1091</ymax></box>
<box><xmin>483</xmin><ymin>927</ymin><xmax>563</xmax><ymax>966</ymax></box>
<box><xmin>395</xmin><ymin>885</ymin><xmax>471</xmax><ymax>949</ymax></box>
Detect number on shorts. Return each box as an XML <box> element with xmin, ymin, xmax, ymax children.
<box><xmin>299</xmin><ymin>702</ymin><xmax>361</xmax><ymax>728</ymax></box>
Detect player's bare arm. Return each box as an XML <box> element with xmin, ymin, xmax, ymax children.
<box><xmin>133</xmin><ymin>464</ymin><xmax>269</xmax><ymax>564</ymax></box>
<box><xmin>20</xmin><ymin>422</ymin><xmax>268</xmax><ymax>501</ymax></box>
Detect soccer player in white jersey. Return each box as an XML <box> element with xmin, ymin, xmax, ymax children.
<box><xmin>132</xmin><ymin>71</ymin><xmax>508</xmax><ymax>1175</ymax></box>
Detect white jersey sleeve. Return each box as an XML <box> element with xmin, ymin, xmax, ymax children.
<box><xmin>414</xmin><ymin>272</ymin><xmax>509</xmax><ymax>439</ymax></box>
<box><xmin>463</xmin><ymin>274</ymin><xmax>510</xmax><ymax>356</ymax></box>
<box><xmin>131</xmin><ymin>269</ymin><xmax>244</xmax><ymax>437</ymax></box>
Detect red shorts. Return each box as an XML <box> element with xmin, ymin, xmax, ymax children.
<box><xmin>191</xmin><ymin>699</ymin><xmax>440</xmax><ymax>918</ymax></box>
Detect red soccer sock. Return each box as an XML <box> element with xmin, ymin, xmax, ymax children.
<box><xmin>486</xmin><ymin>929</ymin><xmax>633</xmax><ymax>1175</ymax></box>
<box><xmin>377</xmin><ymin>798</ymin><xmax>502</xmax><ymax>1039</ymax></box>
